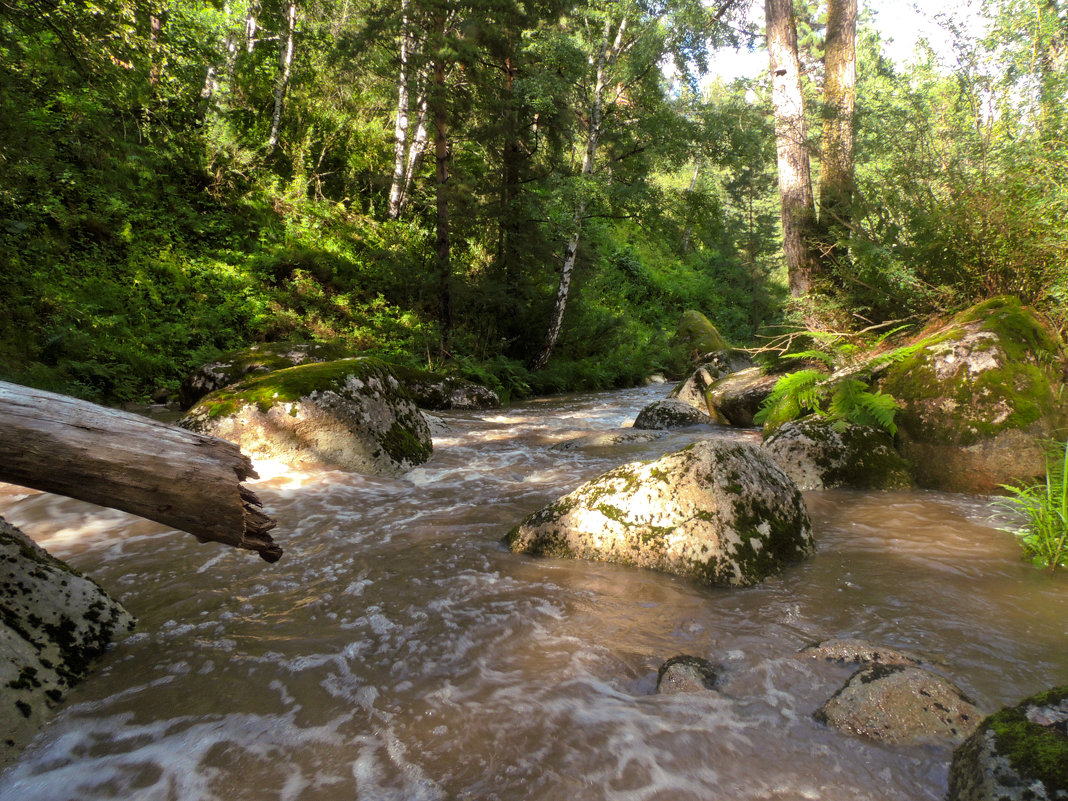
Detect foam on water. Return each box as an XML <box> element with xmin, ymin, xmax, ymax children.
<box><xmin>1</xmin><ymin>383</ymin><xmax>1067</xmax><ymax>800</ymax></box>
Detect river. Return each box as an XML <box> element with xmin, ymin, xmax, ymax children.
<box><xmin>1</xmin><ymin>383</ymin><xmax>1066</xmax><ymax>800</ymax></box>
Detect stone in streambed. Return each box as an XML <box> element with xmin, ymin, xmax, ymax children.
<box><xmin>656</xmin><ymin>655</ymin><xmax>722</xmax><ymax>695</ymax></box>
<box><xmin>1</xmin><ymin>517</ymin><xmax>134</xmax><ymax>770</ymax></box>
<box><xmin>633</xmin><ymin>398</ymin><xmax>718</xmax><ymax>430</ymax></box>
<box><xmin>505</xmin><ymin>440</ymin><xmax>813</xmax><ymax>587</ymax></box>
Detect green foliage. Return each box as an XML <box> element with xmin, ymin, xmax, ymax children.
<box><xmin>998</xmin><ymin>440</ymin><xmax>1068</xmax><ymax>571</ymax></box>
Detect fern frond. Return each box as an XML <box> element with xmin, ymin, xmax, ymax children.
<box><xmin>754</xmin><ymin>369</ymin><xmax>825</xmax><ymax>429</ymax></box>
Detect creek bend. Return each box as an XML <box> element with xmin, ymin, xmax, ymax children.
<box><xmin>1</xmin><ymin>383</ymin><xmax>1066</xmax><ymax>801</ymax></box>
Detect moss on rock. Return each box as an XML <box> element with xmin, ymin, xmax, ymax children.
<box><xmin>676</xmin><ymin>310</ymin><xmax>729</xmax><ymax>354</ymax></box>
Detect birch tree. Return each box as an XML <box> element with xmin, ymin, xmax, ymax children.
<box><xmin>267</xmin><ymin>0</ymin><xmax>297</xmax><ymax>153</ymax></box>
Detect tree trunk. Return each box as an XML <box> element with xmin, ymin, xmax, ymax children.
<box><xmin>388</xmin><ymin>0</ymin><xmax>412</xmax><ymax>220</ymax></box>
<box><xmin>267</xmin><ymin>1</ymin><xmax>297</xmax><ymax>154</ymax></box>
<box><xmin>0</xmin><ymin>381</ymin><xmax>281</xmax><ymax>562</ymax></box>
<box><xmin>818</xmin><ymin>0</ymin><xmax>857</xmax><ymax>235</ymax></box>
<box><xmin>680</xmin><ymin>160</ymin><xmax>701</xmax><ymax>253</ymax></box>
<box><xmin>532</xmin><ymin>16</ymin><xmax>627</xmax><ymax>370</ymax></box>
<box><xmin>432</xmin><ymin>19</ymin><xmax>452</xmax><ymax>359</ymax></box>
<box><xmin>765</xmin><ymin>0</ymin><xmax>821</xmax><ymax>296</ymax></box>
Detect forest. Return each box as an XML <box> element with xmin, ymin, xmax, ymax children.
<box><xmin>0</xmin><ymin>0</ymin><xmax>1066</xmax><ymax>403</ymax></box>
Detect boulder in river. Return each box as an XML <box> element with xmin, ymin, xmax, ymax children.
<box><xmin>948</xmin><ymin>685</ymin><xmax>1068</xmax><ymax>801</ymax></box>
<box><xmin>762</xmin><ymin>417</ymin><xmax>913</xmax><ymax>491</ymax></box>
<box><xmin>633</xmin><ymin>398</ymin><xmax>718</xmax><ymax>430</ymax></box>
<box><xmin>505</xmin><ymin>440</ymin><xmax>814</xmax><ymax>587</ymax></box>
<box><xmin>388</xmin><ymin>365</ymin><xmax>500</xmax><ymax>410</ymax></box>
<box><xmin>180</xmin><ymin>357</ymin><xmax>432</xmax><ymax>476</ymax></box>
<box><xmin>1</xmin><ymin>516</ymin><xmax>134</xmax><ymax>769</ymax></box>
<box><xmin>816</xmin><ymin>663</ymin><xmax>984</xmax><ymax>746</ymax></box>
<box><xmin>179</xmin><ymin>341</ymin><xmax>351</xmax><ymax>409</ymax></box>
<box><xmin>707</xmin><ymin>367</ymin><xmax>780</xmax><ymax>427</ymax></box>
<box><xmin>877</xmin><ymin>296</ymin><xmax>1067</xmax><ymax>493</ymax></box>
<box><xmin>656</xmin><ymin>655</ymin><xmax>722</xmax><ymax>695</ymax></box>
<box><xmin>799</xmin><ymin>638</ymin><xmax>926</xmax><ymax>668</ymax></box>
<box><xmin>551</xmin><ymin>429</ymin><xmax>670</xmax><ymax>452</ymax></box>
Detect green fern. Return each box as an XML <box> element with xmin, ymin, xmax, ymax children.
<box><xmin>827</xmin><ymin>378</ymin><xmax>900</xmax><ymax>435</ymax></box>
<box><xmin>754</xmin><ymin>369</ymin><xmax>825</xmax><ymax>430</ymax></box>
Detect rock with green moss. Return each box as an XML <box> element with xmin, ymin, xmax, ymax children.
<box><xmin>816</xmin><ymin>663</ymin><xmax>984</xmax><ymax>746</ymax></box>
<box><xmin>707</xmin><ymin>367</ymin><xmax>780</xmax><ymax>427</ymax></box>
<box><xmin>1</xmin><ymin>516</ymin><xmax>134</xmax><ymax>770</ymax></box>
<box><xmin>179</xmin><ymin>341</ymin><xmax>352</xmax><ymax>409</ymax></box>
<box><xmin>949</xmin><ymin>686</ymin><xmax>1068</xmax><ymax>801</ymax></box>
<box><xmin>676</xmin><ymin>311</ymin><xmax>730</xmax><ymax>355</ymax></box>
<box><xmin>505</xmin><ymin>440</ymin><xmax>814</xmax><ymax>587</ymax></box>
<box><xmin>180</xmin><ymin>357</ymin><xmax>432</xmax><ymax>476</ymax></box>
<box><xmin>877</xmin><ymin>297</ymin><xmax>1066</xmax><ymax>493</ymax></box>
<box><xmin>387</xmin><ymin>365</ymin><xmax>500</xmax><ymax>410</ymax></box>
<box><xmin>633</xmin><ymin>398</ymin><xmax>718</xmax><ymax>430</ymax></box>
<box><xmin>762</xmin><ymin>417</ymin><xmax>913</xmax><ymax>490</ymax></box>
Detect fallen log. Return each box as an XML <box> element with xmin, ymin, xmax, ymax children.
<box><xmin>0</xmin><ymin>380</ymin><xmax>282</xmax><ymax>562</ymax></box>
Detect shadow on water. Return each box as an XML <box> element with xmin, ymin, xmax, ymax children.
<box><xmin>1</xmin><ymin>382</ymin><xmax>1066</xmax><ymax>801</ymax></box>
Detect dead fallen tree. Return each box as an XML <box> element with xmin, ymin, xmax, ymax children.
<box><xmin>0</xmin><ymin>380</ymin><xmax>282</xmax><ymax>562</ymax></box>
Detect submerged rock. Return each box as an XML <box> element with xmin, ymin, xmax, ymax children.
<box><xmin>551</xmin><ymin>429</ymin><xmax>670</xmax><ymax>451</ymax></box>
<box><xmin>948</xmin><ymin>686</ymin><xmax>1068</xmax><ymax>801</ymax></box>
<box><xmin>762</xmin><ymin>417</ymin><xmax>913</xmax><ymax>490</ymax></box>
<box><xmin>799</xmin><ymin>638</ymin><xmax>926</xmax><ymax>668</ymax></box>
<box><xmin>179</xmin><ymin>341</ymin><xmax>352</xmax><ymax>409</ymax></box>
<box><xmin>656</xmin><ymin>655</ymin><xmax>721</xmax><ymax>695</ymax></box>
<box><xmin>1</xmin><ymin>517</ymin><xmax>134</xmax><ymax>769</ymax></box>
<box><xmin>877</xmin><ymin>296</ymin><xmax>1066</xmax><ymax>493</ymax></box>
<box><xmin>180</xmin><ymin>357</ymin><xmax>432</xmax><ymax>476</ymax></box>
<box><xmin>707</xmin><ymin>367</ymin><xmax>780</xmax><ymax>428</ymax></box>
<box><xmin>505</xmin><ymin>440</ymin><xmax>814</xmax><ymax>587</ymax></box>
<box><xmin>816</xmin><ymin>663</ymin><xmax>983</xmax><ymax>745</ymax></box>
<box><xmin>633</xmin><ymin>398</ymin><xmax>717</xmax><ymax>430</ymax></box>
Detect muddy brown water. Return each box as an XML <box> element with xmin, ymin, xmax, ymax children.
<box><xmin>1</xmin><ymin>384</ymin><xmax>1066</xmax><ymax>800</ymax></box>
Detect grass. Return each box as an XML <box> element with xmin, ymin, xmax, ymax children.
<box><xmin>998</xmin><ymin>440</ymin><xmax>1068</xmax><ymax>570</ymax></box>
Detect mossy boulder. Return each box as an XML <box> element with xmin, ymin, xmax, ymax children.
<box><xmin>387</xmin><ymin>365</ymin><xmax>500</xmax><ymax>410</ymax></box>
<box><xmin>878</xmin><ymin>297</ymin><xmax>1066</xmax><ymax>493</ymax></box>
<box><xmin>815</xmin><ymin>663</ymin><xmax>984</xmax><ymax>746</ymax></box>
<box><xmin>762</xmin><ymin>417</ymin><xmax>913</xmax><ymax>491</ymax></box>
<box><xmin>505</xmin><ymin>440</ymin><xmax>814</xmax><ymax>587</ymax></box>
<box><xmin>949</xmin><ymin>686</ymin><xmax>1068</xmax><ymax>801</ymax></box>
<box><xmin>179</xmin><ymin>341</ymin><xmax>352</xmax><ymax>409</ymax></box>
<box><xmin>706</xmin><ymin>367</ymin><xmax>780</xmax><ymax>427</ymax></box>
<box><xmin>1</xmin><ymin>516</ymin><xmax>134</xmax><ymax>770</ymax></box>
<box><xmin>676</xmin><ymin>310</ymin><xmax>729</xmax><ymax>355</ymax></box>
<box><xmin>633</xmin><ymin>398</ymin><xmax>718</xmax><ymax>430</ymax></box>
<box><xmin>180</xmin><ymin>357</ymin><xmax>432</xmax><ymax>476</ymax></box>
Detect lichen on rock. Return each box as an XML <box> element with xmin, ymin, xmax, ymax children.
<box><xmin>633</xmin><ymin>398</ymin><xmax>718</xmax><ymax>430</ymax></box>
<box><xmin>180</xmin><ymin>357</ymin><xmax>432</xmax><ymax>476</ymax></box>
<box><xmin>948</xmin><ymin>686</ymin><xmax>1068</xmax><ymax>801</ymax></box>
<box><xmin>1</xmin><ymin>516</ymin><xmax>134</xmax><ymax>770</ymax></box>
<box><xmin>876</xmin><ymin>296</ymin><xmax>1066</xmax><ymax>492</ymax></box>
<box><xmin>505</xmin><ymin>440</ymin><xmax>814</xmax><ymax>587</ymax></box>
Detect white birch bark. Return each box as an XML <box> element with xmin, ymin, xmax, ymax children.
<box><xmin>267</xmin><ymin>1</ymin><xmax>297</xmax><ymax>154</ymax></box>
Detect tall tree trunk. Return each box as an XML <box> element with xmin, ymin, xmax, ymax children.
<box><xmin>818</xmin><ymin>0</ymin><xmax>857</xmax><ymax>237</ymax></box>
<box><xmin>267</xmin><ymin>1</ymin><xmax>297</xmax><ymax>154</ymax></box>
<box><xmin>532</xmin><ymin>16</ymin><xmax>627</xmax><ymax>370</ymax></box>
<box><xmin>245</xmin><ymin>1</ymin><xmax>261</xmax><ymax>53</ymax></box>
<box><xmin>680</xmin><ymin>160</ymin><xmax>701</xmax><ymax>253</ymax></box>
<box><xmin>432</xmin><ymin>16</ymin><xmax>452</xmax><ymax>359</ymax></box>
<box><xmin>765</xmin><ymin>0</ymin><xmax>821</xmax><ymax>297</ymax></box>
<box><xmin>401</xmin><ymin>91</ymin><xmax>429</xmax><ymax>214</ymax></box>
<box><xmin>388</xmin><ymin>0</ymin><xmax>412</xmax><ymax>220</ymax></box>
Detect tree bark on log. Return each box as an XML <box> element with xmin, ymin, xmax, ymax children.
<box><xmin>0</xmin><ymin>381</ymin><xmax>281</xmax><ymax>562</ymax></box>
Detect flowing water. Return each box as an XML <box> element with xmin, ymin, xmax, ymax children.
<box><xmin>1</xmin><ymin>383</ymin><xmax>1067</xmax><ymax>801</ymax></box>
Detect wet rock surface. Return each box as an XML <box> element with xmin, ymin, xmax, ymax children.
<box><xmin>707</xmin><ymin>367</ymin><xmax>779</xmax><ymax>427</ymax></box>
<box><xmin>656</xmin><ymin>655</ymin><xmax>721</xmax><ymax>695</ymax></box>
<box><xmin>633</xmin><ymin>398</ymin><xmax>718</xmax><ymax>430</ymax></box>
<box><xmin>1</xmin><ymin>517</ymin><xmax>134</xmax><ymax>770</ymax></box>
<box><xmin>816</xmin><ymin>663</ymin><xmax>984</xmax><ymax>745</ymax></box>
<box><xmin>181</xmin><ymin>357</ymin><xmax>432</xmax><ymax>476</ymax></box>
<box><xmin>551</xmin><ymin>429</ymin><xmax>670</xmax><ymax>451</ymax></box>
<box><xmin>506</xmin><ymin>440</ymin><xmax>814</xmax><ymax>587</ymax></box>
<box><xmin>799</xmin><ymin>638</ymin><xmax>926</xmax><ymax>668</ymax></box>
<box><xmin>762</xmin><ymin>417</ymin><xmax>913</xmax><ymax>491</ymax></box>
<box><xmin>948</xmin><ymin>686</ymin><xmax>1068</xmax><ymax>801</ymax></box>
